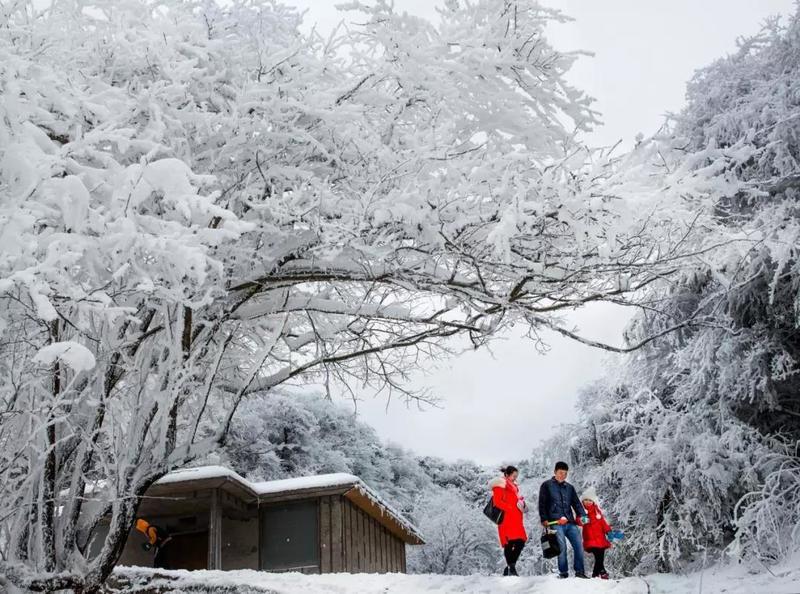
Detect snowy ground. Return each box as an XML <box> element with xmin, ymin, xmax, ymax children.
<box><xmin>112</xmin><ymin>554</ymin><xmax>800</xmax><ymax>594</ymax></box>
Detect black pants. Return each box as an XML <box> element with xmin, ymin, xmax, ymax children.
<box><xmin>503</xmin><ymin>539</ymin><xmax>525</xmax><ymax>568</ymax></box>
<box><xmin>586</xmin><ymin>547</ymin><xmax>606</xmax><ymax>577</ymax></box>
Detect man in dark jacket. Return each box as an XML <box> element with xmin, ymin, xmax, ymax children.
<box><xmin>538</xmin><ymin>461</ymin><xmax>589</xmax><ymax>579</ymax></box>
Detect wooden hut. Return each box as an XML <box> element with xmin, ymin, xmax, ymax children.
<box><xmin>110</xmin><ymin>466</ymin><xmax>423</xmax><ymax>574</ymax></box>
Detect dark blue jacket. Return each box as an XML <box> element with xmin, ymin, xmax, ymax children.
<box><xmin>538</xmin><ymin>477</ymin><xmax>586</xmax><ymax>524</ymax></box>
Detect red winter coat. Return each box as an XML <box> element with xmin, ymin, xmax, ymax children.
<box><xmin>581</xmin><ymin>501</ymin><xmax>612</xmax><ymax>550</ymax></box>
<box><xmin>491</xmin><ymin>477</ymin><xmax>528</xmax><ymax>546</ymax></box>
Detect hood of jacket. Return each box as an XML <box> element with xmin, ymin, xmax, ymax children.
<box><xmin>489</xmin><ymin>476</ymin><xmax>507</xmax><ymax>489</ymax></box>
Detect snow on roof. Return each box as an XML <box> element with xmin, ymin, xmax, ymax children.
<box><xmin>250</xmin><ymin>473</ymin><xmax>359</xmax><ymax>495</ymax></box>
<box><xmin>154</xmin><ymin>466</ymin><xmax>423</xmax><ymax>543</ymax></box>
<box><xmin>153</xmin><ymin>467</ymin><xmax>358</xmax><ymax>494</ymax></box>
<box><xmin>154</xmin><ymin>465</ymin><xmax>247</xmax><ymax>486</ymax></box>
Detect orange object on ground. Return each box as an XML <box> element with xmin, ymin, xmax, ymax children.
<box><xmin>135</xmin><ymin>518</ymin><xmax>160</xmax><ymax>545</ymax></box>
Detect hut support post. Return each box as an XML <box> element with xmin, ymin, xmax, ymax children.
<box><xmin>208</xmin><ymin>488</ymin><xmax>222</xmax><ymax>569</ymax></box>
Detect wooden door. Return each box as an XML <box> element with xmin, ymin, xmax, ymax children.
<box><xmin>161</xmin><ymin>531</ymin><xmax>209</xmax><ymax>570</ymax></box>
<box><xmin>260</xmin><ymin>500</ymin><xmax>320</xmax><ymax>572</ymax></box>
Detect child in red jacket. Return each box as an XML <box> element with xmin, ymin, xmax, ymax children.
<box><xmin>579</xmin><ymin>488</ymin><xmax>612</xmax><ymax>579</ymax></box>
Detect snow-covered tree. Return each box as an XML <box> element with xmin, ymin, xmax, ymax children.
<box><xmin>562</xmin><ymin>8</ymin><xmax>800</xmax><ymax>574</ymax></box>
<box><xmin>224</xmin><ymin>391</ymin><xmax>429</xmax><ymax>514</ymax></box>
<box><xmin>0</xmin><ymin>0</ymin><xmax>751</xmax><ymax>590</ymax></box>
<box><xmin>417</xmin><ymin>457</ymin><xmax>495</xmax><ymax>505</ymax></box>
<box><xmin>407</xmin><ymin>488</ymin><xmax>498</xmax><ymax>575</ymax></box>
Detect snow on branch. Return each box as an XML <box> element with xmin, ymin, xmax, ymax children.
<box><xmin>0</xmin><ymin>0</ymin><xmax>761</xmax><ymax>590</ymax></box>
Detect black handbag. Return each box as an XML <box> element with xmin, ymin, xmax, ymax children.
<box><xmin>540</xmin><ymin>528</ymin><xmax>561</xmax><ymax>559</ymax></box>
<box><xmin>482</xmin><ymin>498</ymin><xmax>505</xmax><ymax>524</ymax></box>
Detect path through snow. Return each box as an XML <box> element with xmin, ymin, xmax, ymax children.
<box><xmin>113</xmin><ymin>554</ymin><xmax>800</xmax><ymax>594</ymax></box>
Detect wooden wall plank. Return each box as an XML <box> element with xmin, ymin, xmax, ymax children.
<box><xmin>369</xmin><ymin>512</ymin><xmax>376</xmax><ymax>572</ymax></box>
<box><xmin>330</xmin><ymin>496</ymin><xmax>344</xmax><ymax>572</ymax></box>
<box><xmin>386</xmin><ymin>530</ymin><xmax>394</xmax><ymax>572</ymax></box>
<box><xmin>361</xmin><ymin>505</ymin><xmax>368</xmax><ymax>572</ymax></box>
<box><xmin>383</xmin><ymin>526</ymin><xmax>389</xmax><ymax>573</ymax></box>
<box><xmin>369</xmin><ymin>508</ymin><xmax>380</xmax><ymax>573</ymax></box>
<box><xmin>342</xmin><ymin>489</ymin><xmax>421</xmax><ymax>545</ymax></box>
<box><xmin>364</xmin><ymin>511</ymin><xmax>370</xmax><ymax>573</ymax></box>
<box><xmin>359</xmin><ymin>506</ymin><xmax>366</xmax><ymax>572</ymax></box>
<box><xmin>349</xmin><ymin>500</ymin><xmax>356</xmax><ymax>571</ymax></box>
<box><xmin>397</xmin><ymin>537</ymin><xmax>402</xmax><ymax>573</ymax></box>
<box><xmin>352</xmin><ymin>502</ymin><xmax>362</xmax><ymax>572</ymax></box>
<box><xmin>208</xmin><ymin>488</ymin><xmax>222</xmax><ymax>570</ymax></box>
<box><xmin>378</xmin><ymin>525</ymin><xmax>385</xmax><ymax>573</ymax></box>
<box><xmin>342</xmin><ymin>499</ymin><xmax>349</xmax><ymax>571</ymax></box>
<box><xmin>380</xmin><ymin>524</ymin><xmax>384</xmax><ymax>572</ymax></box>
<box><xmin>349</xmin><ymin>502</ymin><xmax>356</xmax><ymax>573</ymax></box>
<box><xmin>320</xmin><ymin>496</ymin><xmax>331</xmax><ymax>573</ymax></box>
<box><xmin>375</xmin><ymin>524</ymin><xmax>381</xmax><ymax>573</ymax></box>
<box><xmin>351</xmin><ymin>501</ymin><xmax>357</xmax><ymax>571</ymax></box>
<box><xmin>381</xmin><ymin>523</ymin><xmax>386</xmax><ymax>572</ymax></box>
<box><xmin>362</xmin><ymin>506</ymin><xmax>369</xmax><ymax>572</ymax></box>
<box><xmin>396</xmin><ymin>536</ymin><xmax>402</xmax><ymax>573</ymax></box>
<box><xmin>350</xmin><ymin>503</ymin><xmax>357</xmax><ymax>572</ymax></box>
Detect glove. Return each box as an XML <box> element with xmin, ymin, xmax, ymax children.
<box><xmin>607</xmin><ymin>530</ymin><xmax>625</xmax><ymax>542</ymax></box>
<box><xmin>557</xmin><ymin>516</ymin><xmax>568</xmax><ymax>526</ymax></box>
<box><xmin>517</xmin><ymin>500</ymin><xmax>526</xmax><ymax>512</ymax></box>
<box><xmin>581</xmin><ymin>515</ymin><xmax>589</xmax><ymax>525</ymax></box>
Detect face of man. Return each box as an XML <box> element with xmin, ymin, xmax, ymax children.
<box><xmin>554</xmin><ymin>469</ymin><xmax>568</xmax><ymax>482</ymax></box>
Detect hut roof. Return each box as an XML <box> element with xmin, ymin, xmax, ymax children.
<box><xmin>153</xmin><ymin>466</ymin><xmax>424</xmax><ymax>544</ymax></box>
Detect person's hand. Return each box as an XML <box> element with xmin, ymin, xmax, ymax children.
<box><xmin>517</xmin><ymin>500</ymin><xmax>526</xmax><ymax>512</ymax></box>
<box><xmin>581</xmin><ymin>515</ymin><xmax>589</xmax><ymax>525</ymax></box>
<box><xmin>542</xmin><ymin>521</ymin><xmax>549</xmax><ymax>528</ymax></box>
<box><xmin>557</xmin><ymin>516</ymin><xmax>568</xmax><ymax>525</ymax></box>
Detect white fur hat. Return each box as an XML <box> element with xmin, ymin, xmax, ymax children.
<box><xmin>580</xmin><ymin>487</ymin><xmax>599</xmax><ymax>503</ymax></box>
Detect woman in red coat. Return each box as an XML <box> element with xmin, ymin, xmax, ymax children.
<box><xmin>490</xmin><ymin>465</ymin><xmax>528</xmax><ymax>576</ymax></box>
<box><xmin>579</xmin><ymin>488</ymin><xmax>612</xmax><ymax>579</ymax></box>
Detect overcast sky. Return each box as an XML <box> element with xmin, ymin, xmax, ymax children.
<box><xmin>289</xmin><ymin>0</ymin><xmax>797</xmax><ymax>466</ymax></box>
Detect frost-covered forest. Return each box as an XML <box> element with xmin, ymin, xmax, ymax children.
<box><xmin>555</xmin><ymin>10</ymin><xmax>800</xmax><ymax>574</ymax></box>
<box><xmin>1</xmin><ymin>0</ymin><xmax>799</xmax><ymax>591</ymax></box>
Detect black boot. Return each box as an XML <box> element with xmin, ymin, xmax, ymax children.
<box><xmin>508</xmin><ymin>565</ymin><xmax>518</xmax><ymax>576</ymax></box>
<box><xmin>502</xmin><ymin>567</ymin><xmax>509</xmax><ymax>576</ymax></box>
